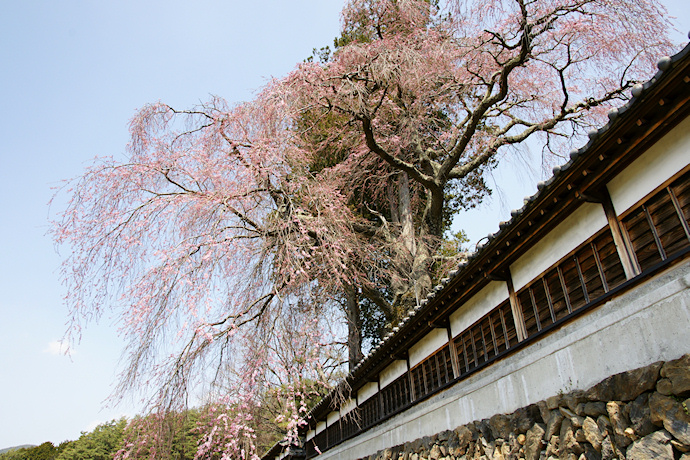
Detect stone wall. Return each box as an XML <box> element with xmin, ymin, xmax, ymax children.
<box><xmin>358</xmin><ymin>355</ymin><xmax>690</xmax><ymax>460</ymax></box>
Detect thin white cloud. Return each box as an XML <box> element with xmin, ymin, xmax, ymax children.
<box><xmin>43</xmin><ymin>340</ymin><xmax>70</xmax><ymax>355</ymax></box>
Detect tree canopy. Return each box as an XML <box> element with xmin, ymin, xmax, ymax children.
<box><xmin>52</xmin><ymin>0</ymin><xmax>676</xmax><ymax>458</ymax></box>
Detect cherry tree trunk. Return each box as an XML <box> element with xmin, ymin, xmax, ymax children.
<box><xmin>345</xmin><ymin>285</ymin><xmax>363</xmax><ymax>371</ymax></box>
<box><xmin>394</xmin><ymin>172</ymin><xmax>433</xmax><ymax>308</ymax></box>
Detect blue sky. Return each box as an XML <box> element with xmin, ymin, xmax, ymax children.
<box><xmin>0</xmin><ymin>0</ymin><xmax>687</xmax><ymax>449</ymax></box>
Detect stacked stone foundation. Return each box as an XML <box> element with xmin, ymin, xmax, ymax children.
<box><xmin>359</xmin><ymin>354</ymin><xmax>690</xmax><ymax>460</ymax></box>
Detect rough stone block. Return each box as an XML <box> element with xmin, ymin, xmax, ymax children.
<box><xmin>437</xmin><ymin>430</ymin><xmax>451</xmax><ymax>443</ymax></box>
<box><xmin>546</xmin><ymin>395</ymin><xmax>562</xmax><ymax>410</ymax></box>
<box><xmin>606</xmin><ymin>401</ymin><xmax>632</xmax><ymax>448</ymax></box>
<box><xmin>657</xmin><ymin>378</ymin><xmax>674</xmax><ymax>395</ymax></box>
<box><xmin>524</xmin><ymin>423</ymin><xmax>545</xmax><ymax>460</ymax></box>
<box><xmin>581</xmin><ymin>443</ymin><xmax>601</xmax><ymax>460</ymax></box>
<box><xmin>545</xmin><ymin>410</ymin><xmax>564</xmax><ymax>442</ymax></box>
<box><xmin>574</xmin><ymin>403</ymin><xmax>586</xmax><ymax>417</ymax></box>
<box><xmin>478</xmin><ymin>419</ymin><xmax>493</xmax><ymax>442</ymax></box>
<box><xmin>660</xmin><ymin>354</ymin><xmax>690</xmax><ymax>396</ymax></box>
<box><xmin>563</xmin><ymin>390</ymin><xmax>588</xmax><ymax>414</ymax></box>
<box><xmin>511</xmin><ymin>404</ymin><xmax>541</xmax><ymax>433</ymax></box>
<box><xmin>626</xmin><ymin>429</ymin><xmax>673</xmax><ymax>460</ymax></box>
<box><xmin>584</xmin><ymin>402</ymin><xmax>607</xmax><ymax>418</ymax></box>
<box><xmin>537</xmin><ymin>400</ymin><xmax>551</xmax><ymax>424</ymax></box>
<box><xmin>544</xmin><ymin>435</ymin><xmax>559</xmax><ymax>458</ymax></box>
<box><xmin>582</xmin><ymin>416</ymin><xmax>604</xmax><ymax>452</ymax></box>
<box><xmin>628</xmin><ymin>393</ymin><xmax>655</xmax><ymax>437</ymax></box>
<box><xmin>559</xmin><ymin>417</ymin><xmax>584</xmax><ymax>457</ymax></box>
<box><xmin>489</xmin><ymin>414</ymin><xmax>512</xmax><ymax>441</ymax></box>
<box><xmin>452</xmin><ymin>425</ymin><xmax>472</xmax><ymax>456</ymax></box>
<box><xmin>586</xmin><ymin>362</ymin><xmax>662</xmax><ymax>402</ymax></box>
<box><xmin>600</xmin><ymin>435</ymin><xmax>615</xmax><ymax>460</ymax></box>
<box><xmin>596</xmin><ymin>414</ymin><xmax>611</xmax><ymax>435</ymax></box>
<box><xmin>649</xmin><ymin>392</ymin><xmax>690</xmax><ymax>444</ymax></box>
<box><xmin>559</xmin><ymin>406</ymin><xmax>577</xmax><ymax>419</ymax></box>
<box><xmin>672</xmin><ymin>439</ymin><xmax>690</xmax><ymax>453</ymax></box>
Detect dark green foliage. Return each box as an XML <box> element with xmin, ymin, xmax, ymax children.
<box><xmin>360</xmin><ymin>294</ymin><xmax>394</xmax><ymax>350</ymax></box>
<box><xmin>28</xmin><ymin>443</ymin><xmax>58</xmax><ymax>460</ymax></box>
<box><xmin>306</xmin><ymin>46</ymin><xmax>332</xmax><ymax>64</ymax></box>
<box><xmin>0</xmin><ymin>447</ymin><xmax>30</xmax><ymax>460</ymax></box>
<box><xmin>0</xmin><ymin>441</ymin><xmax>70</xmax><ymax>460</ymax></box>
<box><xmin>56</xmin><ymin>419</ymin><xmax>126</xmax><ymax>460</ymax></box>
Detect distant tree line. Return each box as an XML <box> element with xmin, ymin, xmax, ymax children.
<box><xmin>0</xmin><ymin>391</ymin><xmax>320</xmax><ymax>460</ymax></box>
<box><xmin>0</xmin><ymin>413</ymin><xmax>188</xmax><ymax>460</ymax></box>
<box><xmin>0</xmin><ymin>419</ymin><xmax>126</xmax><ymax>460</ymax></box>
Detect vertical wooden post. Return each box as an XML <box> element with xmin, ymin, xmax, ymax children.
<box><xmin>601</xmin><ymin>186</ymin><xmax>640</xmax><ymax>279</ymax></box>
<box><xmin>324</xmin><ymin>418</ymin><xmax>329</xmax><ymax>449</ymax></box>
<box><xmin>668</xmin><ymin>186</ymin><xmax>690</xmax><ymax>240</ymax></box>
<box><xmin>406</xmin><ymin>354</ymin><xmax>416</xmax><ymax>402</ymax></box>
<box><xmin>377</xmin><ymin>378</ymin><xmax>383</xmax><ymax>419</ymax></box>
<box><xmin>506</xmin><ymin>274</ymin><xmax>528</xmax><ymax>342</ymax></box>
<box><xmin>446</xmin><ymin>324</ymin><xmax>460</xmax><ymax>379</ymax></box>
<box><xmin>354</xmin><ymin>391</ymin><xmax>361</xmax><ymax>432</ymax></box>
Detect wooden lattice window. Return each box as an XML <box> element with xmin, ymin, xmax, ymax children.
<box><xmin>340</xmin><ymin>411</ymin><xmax>359</xmax><ymax>440</ymax></box>
<box><xmin>543</xmin><ymin>268</ymin><xmax>570</xmax><ymax>321</ymax></box>
<box><xmin>306</xmin><ymin>437</ymin><xmax>318</xmax><ymax>458</ymax></box>
<box><xmin>575</xmin><ymin>242</ymin><xmax>605</xmax><ymax>302</ymax></box>
<box><xmin>672</xmin><ymin>171</ymin><xmax>690</xmax><ymax>223</ymax></box>
<box><xmin>622</xmin><ymin>170</ymin><xmax>690</xmax><ymax>272</ymax></box>
<box><xmin>517</xmin><ymin>228</ymin><xmax>626</xmax><ymax>339</ymax></box>
<box><xmin>593</xmin><ymin>228</ymin><xmax>627</xmax><ymax>290</ymax></box>
<box><xmin>560</xmin><ymin>256</ymin><xmax>588</xmax><ymax>312</ymax></box>
<box><xmin>326</xmin><ymin>421</ymin><xmax>340</xmax><ymax>447</ymax></box>
<box><xmin>623</xmin><ymin>206</ymin><xmax>661</xmax><ymax>270</ymax></box>
<box><xmin>410</xmin><ymin>344</ymin><xmax>453</xmax><ymax>401</ymax></box>
<box><xmin>454</xmin><ymin>300</ymin><xmax>516</xmax><ymax>377</ymax></box>
<box><xmin>381</xmin><ymin>372</ymin><xmax>411</xmax><ymax>416</ymax></box>
<box><xmin>358</xmin><ymin>395</ymin><xmax>379</xmax><ymax>430</ymax></box>
<box><xmin>314</xmin><ymin>430</ymin><xmax>327</xmax><ymax>454</ymax></box>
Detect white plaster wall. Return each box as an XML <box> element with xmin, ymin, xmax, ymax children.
<box><xmin>317</xmin><ymin>259</ymin><xmax>690</xmax><ymax>460</ymax></box>
<box><xmin>357</xmin><ymin>382</ymin><xmax>378</xmax><ymax>404</ymax></box>
<box><xmin>327</xmin><ymin>411</ymin><xmax>339</xmax><ymax>426</ymax></box>
<box><xmin>449</xmin><ymin>281</ymin><xmax>509</xmax><ymax>337</ymax></box>
<box><xmin>380</xmin><ymin>360</ymin><xmax>408</xmax><ymax>389</ymax></box>
<box><xmin>409</xmin><ymin>329</ymin><xmax>448</xmax><ymax>368</ymax></box>
<box><xmin>316</xmin><ymin>421</ymin><xmax>326</xmax><ymax>435</ymax></box>
<box><xmin>341</xmin><ymin>398</ymin><xmax>357</xmax><ymax>416</ymax></box>
<box><xmin>608</xmin><ymin>116</ymin><xmax>690</xmax><ymax>215</ymax></box>
<box><xmin>306</xmin><ymin>429</ymin><xmax>315</xmax><ymax>441</ymax></box>
<box><xmin>510</xmin><ymin>203</ymin><xmax>607</xmax><ymax>291</ymax></box>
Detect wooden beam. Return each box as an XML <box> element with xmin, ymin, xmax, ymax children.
<box><xmin>405</xmin><ymin>354</ymin><xmax>415</xmax><ymax>402</ymax></box>
<box><xmin>446</xmin><ymin>324</ymin><xmax>460</xmax><ymax>380</ymax></box>
<box><xmin>601</xmin><ymin>186</ymin><xmax>640</xmax><ymax>279</ymax></box>
<box><xmin>428</xmin><ymin>318</ymin><xmax>450</xmax><ymax>329</ymax></box>
<box><xmin>391</xmin><ymin>350</ymin><xmax>408</xmax><ymax>360</ymax></box>
<box><xmin>506</xmin><ymin>271</ymin><xmax>528</xmax><ymax>342</ymax></box>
